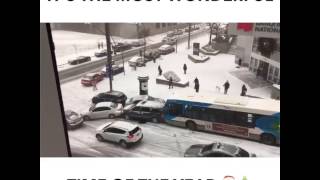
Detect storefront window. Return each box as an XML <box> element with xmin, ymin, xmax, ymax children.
<box><xmin>274</xmin><ymin>68</ymin><xmax>279</xmax><ymax>77</ymax></box>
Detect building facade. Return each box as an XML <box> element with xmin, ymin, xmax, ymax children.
<box><xmin>51</xmin><ymin>23</ymin><xmax>189</xmax><ymax>39</ymax></box>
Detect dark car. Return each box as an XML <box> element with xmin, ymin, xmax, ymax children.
<box><xmin>184</xmin><ymin>142</ymin><xmax>256</xmax><ymax>157</ymax></box>
<box><xmin>112</xmin><ymin>43</ymin><xmax>132</xmax><ymax>52</ymax></box>
<box><xmin>68</xmin><ymin>56</ymin><xmax>91</xmax><ymax>65</ymax></box>
<box><xmin>144</xmin><ymin>49</ymin><xmax>161</xmax><ymax>61</ymax></box>
<box><xmin>81</xmin><ymin>72</ymin><xmax>105</xmax><ymax>86</ymax></box>
<box><xmin>64</xmin><ymin>110</ymin><xmax>84</xmax><ymax>129</ymax></box>
<box><xmin>92</xmin><ymin>91</ymin><xmax>127</xmax><ymax>106</ymax></box>
<box><xmin>158</xmin><ymin>44</ymin><xmax>175</xmax><ymax>55</ymax></box>
<box><xmin>94</xmin><ymin>49</ymin><xmax>113</xmax><ymax>57</ymax></box>
<box><xmin>124</xmin><ymin>100</ymin><xmax>165</xmax><ymax>123</ymax></box>
<box><xmin>102</xmin><ymin>65</ymin><xmax>124</xmax><ymax>77</ymax></box>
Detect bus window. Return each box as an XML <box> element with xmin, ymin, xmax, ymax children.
<box><xmin>210</xmin><ymin>109</ymin><xmax>225</xmax><ymax>123</ymax></box>
<box><xmin>168</xmin><ymin>103</ymin><xmax>183</xmax><ymax>116</ymax></box>
<box><xmin>223</xmin><ymin>111</ymin><xmax>234</xmax><ymax>124</ymax></box>
<box><xmin>233</xmin><ymin>112</ymin><xmax>254</xmax><ymax>128</ymax></box>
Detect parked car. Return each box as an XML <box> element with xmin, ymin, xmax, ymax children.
<box><xmin>173</xmin><ymin>29</ymin><xmax>184</xmax><ymax>35</ymax></box>
<box><xmin>184</xmin><ymin>142</ymin><xmax>256</xmax><ymax>157</ymax></box>
<box><xmin>112</xmin><ymin>42</ymin><xmax>132</xmax><ymax>52</ymax></box>
<box><xmin>128</xmin><ymin>56</ymin><xmax>145</xmax><ymax>67</ymax></box>
<box><xmin>64</xmin><ymin>110</ymin><xmax>84</xmax><ymax>129</ymax></box>
<box><xmin>144</xmin><ymin>49</ymin><xmax>161</xmax><ymax>61</ymax></box>
<box><xmin>124</xmin><ymin>100</ymin><xmax>165</xmax><ymax>123</ymax></box>
<box><xmin>95</xmin><ymin>121</ymin><xmax>143</xmax><ymax>148</ymax></box>
<box><xmin>130</xmin><ymin>39</ymin><xmax>145</xmax><ymax>47</ymax></box>
<box><xmin>166</xmin><ymin>31</ymin><xmax>175</xmax><ymax>37</ymax></box>
<box><xmin>94</xmin><ymin>49</ymin><xmax>113</xmax><ymax>57</ymax></box>
<box><xmin>82</xmin><ymin>102</ymin><xmax>123</xmax><ymax>121</ymax></box>
<box><xmin>92</xmin><ymin>91</ymin><xmax>127</xmax><ymax>106</ymax></box>
<box><xmin>81</xmin><ymin>72</ymin><xmax>105</xmax><ymax>86</ymax></box>
<box><xmin>158</xmin><ymin>44</ymin><xmax>175</xmax><ymax>55</ymax></box>
<box><xmin>185</xmin><ymin>26</ymin><xmax>200</xmax><ymax>32</ymax></box>
<box><xmin>102</xmin><ymin>64</ymin><xmax>124</xmax><ymax>77</ymax></box>
<box><xmin>68</xmin><ymin>56</ymin><xmax>91</xmax><ymax>65</ymax></box>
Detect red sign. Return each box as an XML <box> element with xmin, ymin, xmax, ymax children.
<box><xmin>237</xmin><ymin>23</ymin><xmax>254</xmax><ymax>32</ymax></box>
<box><xmin>213</xmin><ymin>123</ymin><xmax>249</xmax><ymax>137</ymax></box>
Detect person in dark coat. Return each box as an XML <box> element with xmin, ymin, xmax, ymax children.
<box><xmin>183</xmin><ymin>64</ymin><xmax>187</xmax><ymax>74</ymax></box>
<box><xmin>241</xmin><ymin>84</ymin><xmax>247</xmax><ymax>96</ymax></box>
<box><xmin>169</xmin><ymin>77</ymin><xmax>173</xmax><ymax>89</ymax></box>
<box><xmin>158</xmin><ymin>65</ymin><xmax>162</xmax><ymax>76</ymax></box>
<box><xmin>98</xmin><ymin>42</ymin><xmax>101</xmax><ymax>50</ymax></box>
<box><xmin>223</xmin><ymin>80</ymin><xmax>230</xmax><ymax>95</ymax></box>
<box><xmin>101</xmin><ymin>42</ymin><xmax>103</xmax><ymax>49</ymax></box>
<box><xmin>194</xmin><ymin>77</ymin><xmax>199</xmax><ymax>93</ymax></box>
<box><xmin>153</xmin><ymin>56</ymin><xmax>156</xmax><ymax>63</ymax></box>
<box><xmin>238</xmin><ymin>58</ymin><xmax>242</xmax><ymax>67</ymax></box>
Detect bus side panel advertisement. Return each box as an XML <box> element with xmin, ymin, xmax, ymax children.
<box><xmin>213</xmin><ymin>123</ymin><xmax>249</xmax><ymax>137</ymax></box>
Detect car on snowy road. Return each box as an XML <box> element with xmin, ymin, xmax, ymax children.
<box><xmin>144</xmin><ymin>49</ymin><xmax>161</xmax><ymax>61</ymax></box>
<box><xmin>82</xmin><ymin>102</ymin><xmax>123</xmax><ymax>121</ymax></box>
<box><xmin>64</xmin><ymin>110</ymin><xmax>84</xmax><ymax>129</ymax></box>
<box><xmin>112</xmin><ymin>42</ymin><xmax>132</xmax><ymax>52</ymax></box>
<box><xmin>161</xmin><ymin>37</ymin><xmax>177</xmax><ymax>45</ymax></box>
<box><xmin>81</xmin><ymin>72</ymin><xmax>105</xmax><ymax>86</ymax></box>
<box><xmin>128</xmin><ymin>56</ymin><xmax>146</xmax><ymax>67</ymax></box>
<box><xmin>158</xmin><ymin>44</ymin><xmax>175</xmax><ymax>55</ymax></box>
<box><xmin>94</xmin><ymin>49</ymin><xmax>113</xmax><ymax>57</ymax></box>
<box><xmin>68</xmin><ymin>56</ymin><xmax>91</xmax><ymax>65</ymax></box>
<box><xmin>95</xmin><ymin>121</ymin><xmax>143</xmax><ymax>148</ymax></box>
<box><xmin>92</xmin><ymin>91</ymin><xmax>127</xmax><ymax>106</ymax></box>
<box><xmin>101</xmin><ymin>65</ymin><xmax>124</xmax><ymax>77</ymax></box>
<box><xmin>184</xmin><ymin>142</ymin><xmax>256</xmax><ymax>157</ymax></box>
<box><xmin>124</xmin><ymin>100</ymin><xmax>165</xmax><ymax>123</ymax></box>
<box><xmin>125</xmin><ymin>95</ymin><xmax>165</xmax><ymax>107</ymax></box>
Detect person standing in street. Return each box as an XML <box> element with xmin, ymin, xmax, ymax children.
<box><xmin>223</xmin><ymin>80</ymin><xmax>230</xmax><ymax>95</ymax></box>
<box><xmin>238</xmin><ymin>58</ymin><xmax>242</xmax><ymax>67</ymax></box>
<box><xmin>153</xmin><ymin>56</ymin><xmax>156</xmax><ymax>63</ymax></box>
<box><xmin>158</xmin><ymin>65</ymin><xmax>162</xmax><ymax>76</ymax></box>
<box><xmin>101</xmin><ymin>42</ymin><xmax>104</xmax><ymax>49</ymax></box>
<box><xmin>183</xmin><ymin>63</ymin><xmax>187</xmax><ymax>74</ymax></box>
<box><xmin>241</xmin><ymin>84</ymin><xmax>247</xmax><ymax>96</ymax></box>
<box><xmin>194</xmin><ymin>77</ymin><xmax>199</xmax><ymax>93</ymax></box>
<box><xmin>98</xmin><ymin>42</ymin><xmax>101</xmax><ymax>50</ymax></box>
<box><xmin>169</xmin><ymin>77</ymin><xmax>173</xmax><ymax>89</ymax></box>
<box><xmin>92</xmin><ymin>80</ymin><xmax>98</xmax><ymax>91</ymax></box>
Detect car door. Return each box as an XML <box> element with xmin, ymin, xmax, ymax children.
<box><xmin>129</xmin><ymin>106</ymin><xmax>141</xmax><ymax>120</ymax></box>
<box><xmin>91</xmin><ymin>107</ymin><xmax>105</xmax><ymax>119</ymax></box>
<box><xmin>140</xmin><ymin>107</ymin><xmax>151</xmax><ymax>120</ymax></box>
<box><xmin>102</xmin><ymin>127</ymin><xmax>125</xmax><ymax>142</ymax></box>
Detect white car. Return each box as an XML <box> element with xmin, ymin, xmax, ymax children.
<box><xmin>82</xmin><ymin>102</ymin><xmax>123</xmax><ymax>121</ymax></box>
<box><xmin>124</xmin><ymin>95</ymin><xmax>165</xmax><ymax>111</ymax></box>
<box><xmin>95</xmin><ymin>121</ymin><xmax>143</xmax><ymax>148</ymax></box>
<box><xmin>128</xmin><ymin>56</ymin><xmax>145</xmax><ymax>67</ymax></box>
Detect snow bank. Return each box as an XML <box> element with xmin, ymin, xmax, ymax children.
<box><xmin>188</xmin><ymin>54</ymin><xmax>210</xmax><ymax>63</ymax></box>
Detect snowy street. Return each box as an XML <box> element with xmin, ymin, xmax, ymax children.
<box><xmin>60</xmin><ymin>31</ymin><xmax>279</xmax><ymax>157</ymax></box>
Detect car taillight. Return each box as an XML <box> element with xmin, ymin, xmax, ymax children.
<box><xmin>128</xmin><ymin>134</ymin><xmax>134</xmax><ymax>139</ymax></box>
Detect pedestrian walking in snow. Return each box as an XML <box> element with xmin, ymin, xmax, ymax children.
<box><xmin>92</xmin><ymin>80</ymin><xmax>98</xmax><ymax>91</ymax></box>
<box><xmin>101</xmin><ymin>42</ymin><xmax>103</xmax><ymax>49</ymax></box>
<box><xmin>98</xmin><ymin>42</ymin><xmax>101</xmax><ymax>50</ymax></box>
<box><xmin>158</xmin><ymin>65</ymin><xmax>162</xmax><ymax>76</ymax></box>
<box><xmin>238</xmin><ymin>58</ymin><xmax>242</xmax><ymax>67</ymax></box>
<box><xmin>153</xmin><ymin>56</ymin><xmax>156</xmax><ymax>63</ymax></box>
<box><xmin>183</xmin><ymin>63</ymin><xmax>187</xmax><ymax>74</ymax></box>
<box><xmin>169</xmin><ymin>77</ymin><xmax>173</xmax><ymax>89</ymax></box>
<box><xmin>194</xmin><ymin>77</ymin><xmax>199</xmax><ymax>93</ymax></box>
<box><xmin>223</xmin><ymin>80</ymin><xmax>230</xmax><ymax>95</ymax></box>
<box><xmin>241</xmin><ymin>84</ymin><xmax>247</xmax><ymax>96</ymax></box>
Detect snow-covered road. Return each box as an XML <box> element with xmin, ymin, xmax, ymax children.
<box><xmin>61</xmin><ymin>32</ymin><xmax>279</xmax><ymax>157</ymax></box>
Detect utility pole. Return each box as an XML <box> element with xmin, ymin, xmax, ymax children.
<box><xmin>209</xmin><ymin>23</ymin><xmax>213</xmax><ymax>45</ymax></box>
<box><xmin>105</xmin><ymin>23</ymin><xmax>113</xmax><ymax>92</ymax></box>
<box><xmin>188</xmin><ymin>23</ymin><xmax>191</xmax><ymax>49</ymax></box>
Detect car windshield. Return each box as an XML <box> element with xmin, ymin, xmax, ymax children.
<box><xmin>236</xmin><ymin>148</ymin><xmax>250</xmax><ymax>157</ymax></box>
<box><xmin>201</xmin><ymin>144</ymin><xmax>213</xmax><ymax>153</ymax></box>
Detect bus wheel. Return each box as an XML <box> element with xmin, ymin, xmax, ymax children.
<box><xmin>186</xmin><ymin>121</ymin><xmax>197</xmax><ymax>131</ymax></box>
<box><xmin>261</xmin><ymin>133</ymin><xmax>276</xmax><ymax>145</ymax></box>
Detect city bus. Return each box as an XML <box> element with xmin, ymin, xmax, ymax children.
<box><xmin>163</xmin><ymin>95</ymin><xmax>280</xmax><ymax>145</ymax></box>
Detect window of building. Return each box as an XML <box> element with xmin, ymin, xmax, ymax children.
<box><xmin>162</xmin><ymin>23</ymin><xmax>166</xmax><ymax>28</ymax></box>
<box><xmin>155</xmin><ymin>23</ymin><xmax>160</xmax><ymax>29</ymax></box>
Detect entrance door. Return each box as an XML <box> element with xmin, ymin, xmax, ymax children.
<box><xmin>259</xmin><ymin>61</ymin><xmax>269</xmax><ymax>80</ymax></box>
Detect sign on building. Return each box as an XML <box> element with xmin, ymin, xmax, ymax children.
<box><xmin>228</xmin><ymin>23</ymin><xmax>280</xmax><ymax>38</ymax></box>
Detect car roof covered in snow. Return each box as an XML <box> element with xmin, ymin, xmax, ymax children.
<box><xmin>129</xmin><ymin>56</ymin><xmax>142</xmax><ymax>62</ymax></box>
<box><xmin>136</xmin><ymin>100</ymin><xmax>165</xmax><ymax>109</ymax></box>
<box><xmin>95</xmin><ymin>102</ymin><xmax>115</xmax><ymax>108</ymax></box>
<box><xmin>110</xmin><ymin>121</ymin><xmax>138</xmax><ymax>131</ymax></box>
<box><xmin>167</xmin><ymin>94</ymin><xmax>280</xmax><ymax>115</ymax></box>
<box><xmin>159</xmin><ymin>44</ymin><xmax>171</xmax><ymax>49</ymax></box>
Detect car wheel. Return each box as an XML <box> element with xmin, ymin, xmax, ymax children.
<box><xmin>119</xmin><ymin>140</ymin><xmax>128</xmax><ymax>148</ymax></box>
<box><xmin>186</xmin><ymin>121</ymin><xmax>197</xmax><ymax>131</ymax></box>
<box><xmin>96</xmin><ymin>134</ymin><xmax>104</xmax><ymax>142</ymax></box>
<box><xmin>109</xmin><ymin>114</ymin><xmax>115</xmax><ymax>119</ymax></box>
<box><xmin>83</xmin><ymin>116</ymin><xmax>90</xmax><ymax>121</ymax></box>
<box><xmin>151</xmin><ymin>117</ymin><xmax>159</xmax><ymax>123</ymax></box>
<box><xmin>261</xmin><ymin>134</ymin><xmax>276</xmax><ymax>145</ymax></box>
